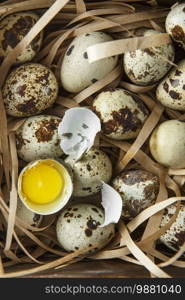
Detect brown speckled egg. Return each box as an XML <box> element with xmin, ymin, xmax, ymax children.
<box><xmin>61</xmin><ymin>32</ymin><xmax>118</xmax><ymax>93</ymax></box>
<box><xmin>3</xmin><ymin>63</ymin><xmax>58</xmax><ymax>117</ymax></box>
<box><xmin>15</xmin><ymin>115</ymin><xmax>63</xmax><ymax>162</ymax></box>
<box><xmin>112</xmin><ymin>169</ymin><xmax>159</xmax><ymax>220</ymax></box>
<box><xmin>16</xmin><ymin>199</ymin><xmax>43</xmax><ymax>235</ymax></box>
<box><xmin>64</xmin><ymin>148</ymin><xmax>112</xmax><ymax>197</ymax></box>
<box><xmin>156</xmin><ymin>59</ymin><xmax>185</xmax><ymax>111</ymax></box>
<box><xmin>160</xmin><ymin>202</ymin><xmax>185</xmax><ymax>253</ymax></box>
<box><xmin>93</xmin><ymin>88</ymin><xmax>149</xmax><ymax>140</ymax></box>
<box><xmin>149</xmin><ymin>120</ymin><xmax>185</xmax><ymax>168</ymax></box>
<box><xmin>123</xmin><ymin>29</ymin><xmax>175</xmax><ymax>86</ymax></box>
<box><xmin>166</xmin><ymin>3</ymin><xmax>185</xmax><ymax>50</ymax></box>
<box><xmin>56</xmin><ymin>203</ymin><xmax>115</xmax><ymax>252</ymax></box>
<box><xmin>0</xmin><ymin>12</ymin><xmax>43</xmax><ymax>64</ymax></box>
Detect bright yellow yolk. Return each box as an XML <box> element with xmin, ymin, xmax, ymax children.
<box><xmin>22</xmin><ymin>163</ymin><xmax>64</xmax><ymax>205</ymax></box>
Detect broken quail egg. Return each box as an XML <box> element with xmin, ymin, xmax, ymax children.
<box><xmin>156</xmin><ymin>59</ymin><xmax>185</xmax><ymax>111</ymax></box>
<box><xmin>160</xmin><ymin>202</ymin><xmax>185</xmax><ymax>253</ymax></box>
<box><xmin>149</xmin><ymin>120</ymin><xmax>185</xmax><ymax>168</ymax></box>
<box><xmin>16</xmin><ymin>115</ymin><xmax>63</xmax><ymax>162</ymax></box>
<box><xmin>16</xmin><ymin>199</ymin><xmax>43</xmax><ymax>235</ymax></box>
<box><xmin>166</xmin><ymin>3</ymin><xmax>185</xmax><ymax>50</ymax></box>
<box><xmin>0</xmin><ymin>12</ymin><xmax>43</xmax><ymax>64</ymax></box>
<box><xmin>112</xmin><ymin>169</ymin><xmax>159</xmax><ymax>220</ymax></box>
<box><xmin>64</xmin><ymin>148</ymin><xmax>112</xmax><ymax>197</ymax></box>
<box><xmin>61</xmin><ymin>32</ymin><xmax>118</xmax><ymax>93</ymax></box>
<box><xmin>93</xmin><ymin>88</ymin><xmax>149</xmax><ymax>140</ymax></box>
<box><xmin>18</xmin><ymin>159</ymin><xmax>73</xmax><ymax>215</ymax></box>
<box><xmin>3</xmin><ymin>63</ymin><xmax>58</xmax><ymax>117</ymax></box>
<box><xmin>123</xmin><ymin>29</ymin><xmax>175</xmax><ymax>86</ymax></box>
<box><xmin>56</xmin><ymin>203</ymin><xmax>115</xmax><ymax>252</ymax></box>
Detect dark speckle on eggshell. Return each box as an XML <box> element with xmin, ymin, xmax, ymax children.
<box><xmin>35</xmin><ymin>118</ymin><xmax>60</xmax><ymax>143</ymax></box>
<box><xmin>66</xmin><ymin>45</ymin><xmax>75</xmax><ymax>56</ymax></box>
<box><xmin>169</xmin><ymin>90</ymin><xmax>181</xmax><ymax>100</ymax></box>
<box><xmin>171</xmin><ymin>25</ymin><xmax>185</xmax><ymax>46</ymax></box>
<box><xmin>85</xmin><ymin>228</ymin><xmax>92</xmax><ymax>237</ymax></box>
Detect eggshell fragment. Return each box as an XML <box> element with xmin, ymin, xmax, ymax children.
<box><xmin>156</xmin><ymin>59</ymin><xmax>185</xmax><ymax>111</ymax></box>
<box><xmin>160</xmin><ymin>203</ymin><xmax>185</xmax><ymax>253</ymax></box>
<box><xmin>93</xmin><ymin>88</ymin><xmax>149</xmax><ymax>140</ymax></box>
<box><xmin>123</xmin><ymin>29</ymin><xmax>175</xmax><ymax>86</ymax></box>
<box><xmin>99</xmin><ymin>182</ymin><xmax>122</xmax><ymax>227</ymax></box>
<box><xmin>149</xmin><ymin>120</ymin><xmax>185</xmax><ymax>168</ymax></box>
<box><xmin>166</xmin><ymin>3</ymin><xmax>185</xmax><ymax>50</ymax></box>
<box><xmin>112</xmin><ymin>170</ymin><xmax>159</xmax><ymax>220</ymax></box>
<box><xmin>56</xmin><ymin>203</ymin><xmax>115</xmax><ymax>252</ymax></box>
<box><xmin>61</xmin><ymin>32</ymin><xmax>118</xmax><ymax>93</ymax></box>
<box><xmin>64</xmin><ymin>148</ymin><xmax>112</xmax><ymax>197</ymax></box>
<box><xmin>58</xmin><ymin>107</ymin><xmax>101</xmax><ymax>161</ymax></box>
<box><xmin>3</xmin><ymin>63</ymin><xmax>58</xmax><ymax>117</ymax></box>
<box><xmin>16</xmin><ymin>115</ymin><xmax>63</xmax><ymax>162</ymax></box>
<box><xmin>0</xmin><ymin>12</ymin><xmax>43</xmax><ymax>63</ymax></box>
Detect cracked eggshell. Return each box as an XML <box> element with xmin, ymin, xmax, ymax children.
<box><xmin>160</xmin><ymin>202</ymin><xmax>185</xmax><ymax>253</ymax></box>
<box><xmin>61</xmin><ymin>32</ymin><xmax>118</xmax><ymax>93</ymax></box>
<box><xmin>58</xmin><ymin>107</ymin><xmax>101</xmax><ymax>161</ymax></box>
<box><xmin>0</xmin><ymin>12</ymin><xmax>43</xmax><ymax>64</ymax></box>
<box><xmin>56</xmin><ymin>203</ymin><xmax>115</xmax><ymax>252</ymax></box>
<box><xmin>16</xmin><ymin>200</ymin><xmax>43</xmax><ymax>235</ymax></box>
<box><xmin>112</xmin><ymin>169</ymin><xmax>159</xmax><ymax>220</ymax></box>
<box><xmin>149</xmin><ymin>120</ymin><xmax>185</xmax><ymax>168</ymax></box>
<box><xmin>16</xmin><ymin>115</ymin><xmax>63</xmax><ymax>162</ymax></box>
<box><xmin>166</xmin><ymin>3</ymin><xmax>185</xmax><ymax>50</ymax></box>
<box><xmin>3</xmin><ymin>63</ymin><xmax>58</xmax><ymax>117</ymax></box>
<box><xmin>156</xmin><ymin>59</ymin><xmax>185</xmax><ymax>111</ymax></box>
<box><xmin>93</xmin><ymin>88</ymin><xmax>149</xmax><ymax>140</ymax></box>
<box><xmin>64</xmin><ymin>148</ymin><xmax>112</xmax><ymax>197</ymax></box>
<box><xmin>123</xmin><ymin>29</ymin><xmax>175</xmax><ymax>86</ymax></box>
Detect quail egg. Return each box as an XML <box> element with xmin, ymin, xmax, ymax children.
<box><xmin>112</xmin><ymin>169</ymin><xmax>159</xmax><ymax>220</ymax></box>
<box><xmin>123</xmin><ymin>29</ymin><xmax>175</xmax><ymax>86</ymax></box>
<box><xmin>166</xmin><ymin>3</ymin><xmax>185</xmax><ymax>50</ymax></box>
<box><xmin>149</xmin><ymin>120</ymin><xmax>185</xmax><ymax>168</ymax></box>
<box><xmin>93</xmin><ymin>88</ymin><xmax>149</xmax><ymax>140</ymax></box>
<box><xmin>16</xmin><ymin>199</ymin><xmax>43</xmax><ymax>235</ymax></box>
<box><xmin>64</xmin><ymin>148</ymin><xmax>112</xmax><ymax>197</ymax></box>
<box><xmin>61</xmin><ymin>32</ymin><xmax>118</xmax><ymax>93</ymax></box>
<box><xmin>3</xmin><ymin>63</ymin><xmax>58</xmax><ymax>117</ymax></box>
<box><xmin>18</xmin><ymin>159</ymin><xmax>73</xmax><ymax>215</ymax></box>
<box><xmin>0</xmin><ymin>12</ymin><xmax>43</xmax><ymax>64</ymax></box>
<box><xmin>15</xmin><ymin>115</ymin><xmax>63</xmax><ymax>162</ymax></box>
<box><xmin>156</xmin><ymin>59</ymin><xmax>185</xmax><ymax>111</ymax></box>
<box><xmin>56</xmin><ymin>203</ymin><xmax>115</xmax><ymax>252</ymax></box>
<box><xmin>160</xmin><ymin>202</ymin><xmax>185</xmax><ymax>253</ymax></box>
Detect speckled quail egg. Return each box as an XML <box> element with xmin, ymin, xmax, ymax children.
<box><xmin>93</xmin><ymin>88</ymin><xmax>149</xmax><ymax>140</ymax></box>
<box><xmin>149</xmin><ymin>120</ymin><xmax>185</xmax><ymax>168</ymax></box>
<box><xmin>16</xmin><ymin>199</ymin><xmax>43</xmax><ymax>235</ymax></box>
<box><xmin>156</xmin><ymin>59</ymin><xmax>185</xmax><ymax>111</ymax></box>
<box><xmin>3</xmin><ymin>63</ymin><xmax>58</xmax><ymax>117</ymax></box>
<box><xmin>18</xmin><ymin>159</ymin><xmax>73</xmax><ymax>215</ymax></box>
<box><xmin>159</xmin><ymin>202</ymin><xmax>185</xmax><ymax>253</ymax></box>
<box><xmin>0</xmin><ymin>12</ymin><xmax>43</xmax><ymax>64</ymax></box>
<box><xmin>56</xmin><ymin>203</ymin><xmax>115</xmax><ymax>252</ymax></box>
<box><xmin>112</xmin><ymin>169</ymin><xmax>159</xmax><ymax>220</ymax></box>
<box><xmin>166</xmin><ymin>3</ymin><xmax>185</xmax><ymax>50</ymax></box>
<box><xmin>15</xmin><ymin>115</ymin><xmax>63</xmax><ymax>162</ymax></box>
<box><xmin>61</xmin><ymin>32</ymin><xmax>118</xmax><ymax>93</ymax></box>
<box><xmin>123</xmin><ymin>28</ymin><xmax>175</xmax><ymax>86</ymax></box>
<box><xmin>64</xmin><ymin>148</ymin><xmax>112</xmax><ymax>197</ymax></box>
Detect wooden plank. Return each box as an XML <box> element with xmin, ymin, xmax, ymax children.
<box><xmin>5</xmin><ymin>260</ymin><xmax>185</xmax><ymax>278</ymax></box>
